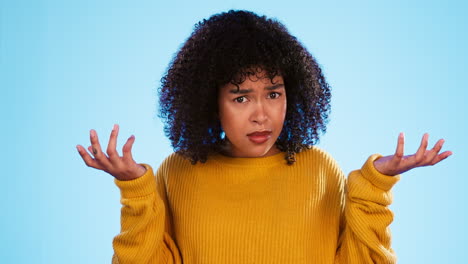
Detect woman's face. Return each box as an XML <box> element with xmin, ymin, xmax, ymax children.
<box><xmin>218</xmin><ymin>71</ymin><xmax>287</xmax><ymax>158</ymax></box>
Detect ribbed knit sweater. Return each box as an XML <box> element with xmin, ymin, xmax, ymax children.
<box><xmin>112</xmin><ymin>147</ymin><xmax>400</xmax><ymax>264</ymax></box>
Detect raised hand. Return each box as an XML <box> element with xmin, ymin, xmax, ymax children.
<box><xmin>76</xmin><ymin>124</ymin><xmax>147</xmax><ymax>181</ymax></box>
<box><xmin>373</xmin><ymin>133</ymin><xmax>452</xmax><ymax>176</ymax></box>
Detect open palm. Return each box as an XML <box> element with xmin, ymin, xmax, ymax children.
<box><xmin>374</xmin><ymin>133</ymin><xmax>452</xmax><ymax>176</ymax></box>
<box><xmin>76</xmin><ymin>124</ymin><xmax>147</xmax><ymax>181</ymax></box>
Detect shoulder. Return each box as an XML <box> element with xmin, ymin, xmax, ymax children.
<box><xmin>296</xmin><ymin>146</ymin><xmax>345</xmax><ymax>180</ymax></box>
<box><xmin>296</xmin><ymin>146</ymin><xmax>338</xmax><ymax>166</ymax></box>
<box><xmin>157</xmin><ymin>152</ymin><xmax>193</xmax><ymax>174</ymax></box>
<box><xmin>152</xmin><ymin>152</ymin><xmax>195</xmax><ymax>188</ymax></box>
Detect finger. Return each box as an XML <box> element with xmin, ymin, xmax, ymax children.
<box><xmin>429</xmin><ymin>150</ymin><xmax>453</xmax><ymax>165</ymax></box>
<box><xmin>90</xmin><ymin>129</ymin><xmax>112</xmax><ymax>167</ymax></box>
<box><xmin>76</xmin><ymin>144</ymin><xmax>101</xmax><ymax>169</ymax></box>
<box><xmin>88</xmin><ymin>146</ymin><xmax>96</xmax><ymax>157</ymax></box>
<box><xmin>423</xmin><ymin>138</ymin><xmax>445</xmax><ymax>164</ymax></box>
<box><xmin>107</xmin><ymin>124</ymin><xmax>121</xmax><ymax>163</ymax></box>
<box><xmin>122</xmin><ymin>135</ymin><xmax>136</xmax><ymax>162</ymax></box>
<box><xmin>414</xmin><ymin>133</ymin><xmax>429</xmax><ymax>163</ymax></box>
<box><xmin>394</xmin><ymin>132</ymin><xmax>405</xmax><ymax>159</ymax></box>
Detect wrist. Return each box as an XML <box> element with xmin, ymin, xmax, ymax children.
<box><xmin>362</xmin><ymin>154</ymin><xmax>401</xmax><ymax>191</ymax></box>
<box><xmin>114</xmin><ymin>164</ymin><xmax>156</xmax><ymax>198</ymax></box>
<box><xmin>127</xmin><ymin>164</ymin><xmax>147</xmax><ymax>180</ymax></box>
<box><xmin>116</xmin><ymin>164</ymin><xmax>148</xmax><ymax>181</ymax></box>
<box><xmin>373</xmin><ymin>157</ymin><xmax>397</xmax><ymax>176</ymax></box>
<box><xmin>137</xmin><ymin>164</ymin><xmax>147</xmax><ymax>177</ymax></box>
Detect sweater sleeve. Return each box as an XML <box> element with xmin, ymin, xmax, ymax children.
<box><xmin>111</xmin><ymin>163</ymin><xmax>182</xmax><ymax>264</ymax></box>
<box><xmin>335</xmin><ymin>154</ymin><xmax>401</xmax><ymax>264</ymax></box>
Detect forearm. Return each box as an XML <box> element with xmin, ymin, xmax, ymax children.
<box><xmin>112</xmin><ymin>164</ymin><xmax>181</xmax><ymax>264</ymax></box>
<box><xmin>336</xmin><ymin>155</ymin><xmax>400</xmax><ymax>264</ymax></box>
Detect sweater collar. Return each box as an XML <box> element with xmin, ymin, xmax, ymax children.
<box><xmin>209</xmin><ymin>151</ymin><xmax>287</xmax><ymax>167</ymax></box>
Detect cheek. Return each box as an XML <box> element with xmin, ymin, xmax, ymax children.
<box><xmin>217</xmin><ymin>99</ymin><xmax>229</xmax><ymax>126</ymax></box>
<box><xmin>219</xmin><ymin>104</ymin><xmax>241</xmax><ymax>133</ymax></box>
<box><xmin>277</xmin><ymin>98</ymin><xmax>287</xmax><ymax>120</ymax></box>
<box><xmin>282</xmin><ymin>98</ymin><xmax>287</xmax><ymax>114</ymax></box>
<box><xmin>273</xmin><ymin>99</ymin><xmax>287</xmax><ymax>131</ymax></box>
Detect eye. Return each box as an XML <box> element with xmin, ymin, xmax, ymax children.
<box><xmin>234</xmin><ymin>96</ymin><xmax>247</xmax><ymax>103</ymax></box>
<box><xmin>268</xmin><ymin>92</ymin><xmax>281</xmax><ymax>99</ymax></box>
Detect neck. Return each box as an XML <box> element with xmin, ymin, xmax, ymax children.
<box><xmin>219</xmin><ymin>139</ymin><xmax>281</xmax><ymax>158</ymax></box>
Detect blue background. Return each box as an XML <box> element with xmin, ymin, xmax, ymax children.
<box><xmin>2</xmin><ymin>0</ymin><xmax>466</xmax><ymax>263</ymax></box>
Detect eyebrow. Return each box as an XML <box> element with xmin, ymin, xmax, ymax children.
<box><xmin>229</xmin><ymin>83</ymin><xmax>285</xmax><ymax>94</ymax></box>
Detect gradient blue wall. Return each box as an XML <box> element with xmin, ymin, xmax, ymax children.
<box><xmin>2</xmin><ymin>0</ymin><xmax>466</xmax><ymax>263</ymax></box>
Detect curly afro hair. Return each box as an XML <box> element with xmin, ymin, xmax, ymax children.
<box><xmin>159</xmin><ymin>10</ymin><xmax>331</xmax><ymax>165</ymax></box>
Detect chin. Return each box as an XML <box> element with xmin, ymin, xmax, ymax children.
<box><xmin>227</xmin><ymin>140</ymin><xmax>279</xmax><ymax>158</ymax></box>
<box><xmin>246</xmin><ymin>152</ymin><xmax>269</xmax><ymax>158</ymax></box>
<box><xmin>247</xmin><ymin>145</ymin><xmax>277</xmax><ymax>157</ymax></box>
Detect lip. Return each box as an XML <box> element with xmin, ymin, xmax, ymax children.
<box><xmin>247</xmin><ymin>131</ymin><xmax>272</xmax><ymax>136</ymax></box>
<box><xmin>247</xmin><ymin>131</ymin><xmax>272</xmax><ymax>144</ymax></box>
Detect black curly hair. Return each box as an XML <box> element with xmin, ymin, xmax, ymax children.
<box><xmin>158</xmin><ymin>10</ymin><xmax>331</xmax><ymax>165</ymax></box>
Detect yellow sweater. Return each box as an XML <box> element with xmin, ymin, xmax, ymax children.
<box><xmin>112</xmin><ymin>147</ymin><xmax>400</xmax><ymax>264</ymax></box>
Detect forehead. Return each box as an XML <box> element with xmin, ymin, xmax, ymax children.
<box><xmin>219</xmin><ymin>72</ymin><xmax>284</xmax><ymax>93</ymax></box>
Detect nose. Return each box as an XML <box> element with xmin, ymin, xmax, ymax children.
<box><xmin>250</xmin><ymin>101</ymin><xmax>268</xmax><ymax>124</ymax></box>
